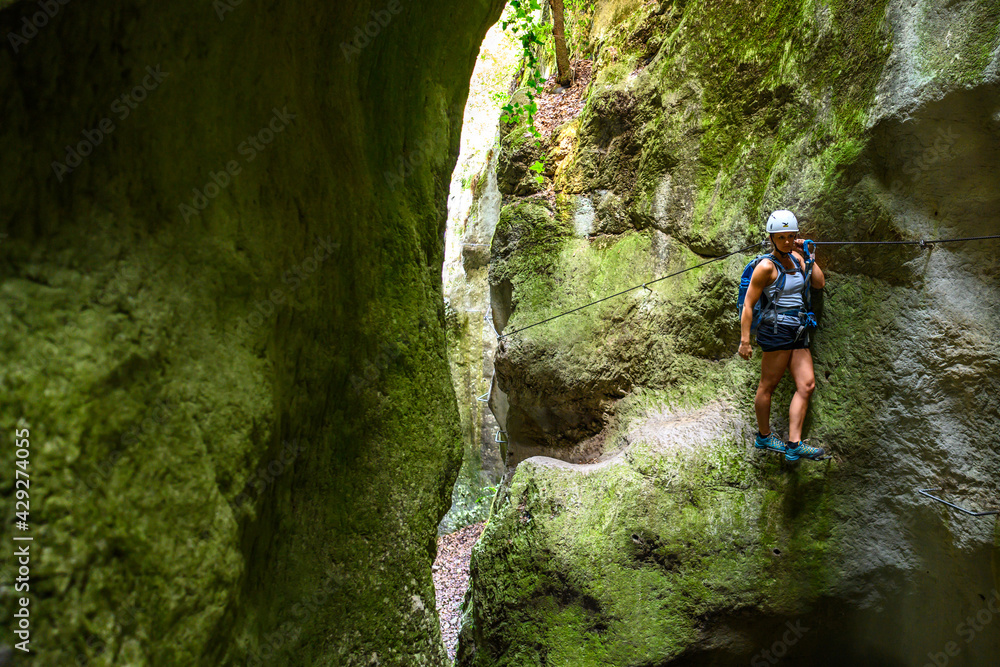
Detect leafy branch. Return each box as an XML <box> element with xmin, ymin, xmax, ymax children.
<box><xmin>500</xmin><ymin>0</ymin><xmax>546</xmax><ymax>136</ymax></box>
<box><xmin>499</xmin><ymin>1</ymin><xmax>595</xmax><ymax>185</ymax></box>
<box><xmin>475</xmin><ymin>485</ymin><xmax>499</xmax><ymax>505</ymax></box>
<box><xmin>500</xmin><ymin>0</ymin><xmax>548</xmax><ymax>184</ymax></box>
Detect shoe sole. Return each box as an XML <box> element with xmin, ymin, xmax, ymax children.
<box><xmin>785</xmin><ymin>451</ymin><xmax>826</xmax><ymax>462</ymax></box>
<box><xmin>754</xmin><ymin>444</ymin><xmax>786</xmax><ymax>454</ymax></box>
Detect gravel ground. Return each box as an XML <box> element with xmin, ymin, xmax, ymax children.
<box><xmin>433</xmin><ymin>521</ymin><xmax>485</xmax><ymax>661</ymax></box>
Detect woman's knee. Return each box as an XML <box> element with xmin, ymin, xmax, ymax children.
<box><xmin>797</xmin><ymin>378</ymin><xmax>816</xmax><ymax>396</ymax></box>
<box><xmin>756</xmin><ymin>380</ymin><xmax>778</xmax><ymax>397</ymax></box>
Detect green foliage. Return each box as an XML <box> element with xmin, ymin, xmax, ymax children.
<box><xmin>539</xmin><ymin>0</ymin><xmax>596</xmax><ymax>65</ymax></box>
<box><xmin>500</xmin><ymin>0</ymin><xmax>546</xmax><ymax>136</ymax></box>
<box><xmin>489</xmin><ymin>89</ymin><xmax>510</xmax><ymax>106</ymax></box>
<box><xmin>528</xmin><ymin>160</ymin><xmax>545</xmax><ymax>183</ymax></box>
<box><xmin>499</xmin><ymin>0</ymin><xmax>597</xmax><ymax>127</ymax></box>
<box><xmin>564</xmin><ymin>0</ymin><xmax>596</xmax><ymax>60</ymax></box>
<box><xmin>476</xmin><ymin>484</ymin><xmax>499</xmax><ymax>504</ymax></box>
<box><xmin>498</xmin><ymin>1</ymin><xmax>596</xmax><ymax>188</ymax></box>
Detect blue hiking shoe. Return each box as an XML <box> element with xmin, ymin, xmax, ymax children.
<box><xmin>754</xmin><ymin>432</ymin><xmax>786</xmax><ymax>454</ymax></box>
<box><xmin>784</xmin><ymin>440</ymin><xmax>826</xmax><ymax>461</ymax></box>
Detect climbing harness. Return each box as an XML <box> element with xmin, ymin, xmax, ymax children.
<box><xmin>918</xmin><ymin>488</ymin><xmax>999</xmax><ymax>517</ymax></box>
<box><xmin>493</xmin><ymin>233</ymin><xmax>1000</xmax><ymax>341</ymax></box>
<box><xmin>737</xmin><ymin>238</ymin><xmax>818</xmax><ymax>341</ymax></box>
<box><xmin>793</xmin><ymin>240</ymin><xmax>819</xmax><ymax>342</ymax></box>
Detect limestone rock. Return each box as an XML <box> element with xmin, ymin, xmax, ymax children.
<box><xmin>466</xmin><ymin>0</ymin><xmax>1000</xmax><ymax>663</ymax></box>
<box><xmin>0</xmin><ymin>0</ymin><xmax>506</xmax><ymax>664</ymax></box>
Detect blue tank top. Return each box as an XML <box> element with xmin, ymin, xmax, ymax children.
<box><xmin>764</xmin><ymin>258</ymin><xmax>805</xmax><ymax>326</ymax></box>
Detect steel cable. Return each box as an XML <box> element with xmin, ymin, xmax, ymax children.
<box><xmin>495</xmin><ymin>232</ymin><xmax>1000</xmax><ymax>340</ymax></box>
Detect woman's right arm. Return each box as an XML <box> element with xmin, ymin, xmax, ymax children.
<box><xmin>739</xmin><ymin>262</ymin><xmax>774</xmax><ymax>360</ymax></box>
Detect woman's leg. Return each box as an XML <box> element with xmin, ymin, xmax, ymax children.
<box><xmin>755</xmin><ymin>349</ymin><xmax>792</xmax><ymax>435</ymax></box>
<box><xmin>787</xmin><ymin>348</ymin><xmax>816</xmax><ymax>442</ymax></box>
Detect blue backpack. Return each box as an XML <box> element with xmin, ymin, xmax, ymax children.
<box><xmin>737</xmin><ymin>242</ymin><xmax>818</xmax><ymax>336</ymax></box>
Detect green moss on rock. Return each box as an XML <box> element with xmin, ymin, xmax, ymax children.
<box><xmin>471</xmin><ymin>0</ymin><xmax>1000</xmax><ymax>663</ymax></box>
<box><xmin>0</xmin><ymin>0</ymin><xmax>506</xmax><ymax>664</ymax></box>
<box><xmin>458</xmin><ymin>387</ymin><xmax>841</xmax><ymax>666</ymax></box>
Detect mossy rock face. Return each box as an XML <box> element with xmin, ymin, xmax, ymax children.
<box><xmin>497</xmin><ymin>117</ymin><xmax>554</xmax><ymax>196</ymax></box>
<box><xmin>442</xmin><ymin>265</ymin><xmax>505</xmax><ymax>535</ymax></box>
<box><xmin>471</xmin><ymin>0</ymin><xmax>1000</xmax><ymax>663</ymax></box>
<box><xmin>490</xmin><ymin>199</ymin><xmax>760</xmax><ymax>463</ymax></box>
<box><xmin>0</xmin><ymin>0</ymin><xmax>505</xmax><ymax>664</ymax></box>
<box><xmin>490</xmin><ymin>199</ymin><xmax>749</xmax><ymax>461</ymax></box>
<box><xmin>458</xmin><ymin>398</ymin><xmax>842</xmax><ymax>667</ymax></box>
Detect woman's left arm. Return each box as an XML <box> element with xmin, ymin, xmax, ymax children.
<box><xmin>810</xmin><ymin>258</ymin><xmax>825</xmax><ymax>288</ymax></box>
<box><xmin>796</xmin><ymin>241</ymin><xmax>826</xmax><ymax>288</ymax></box>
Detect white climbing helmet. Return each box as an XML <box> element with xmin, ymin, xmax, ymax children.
<box><xmin>766</xmin><ymin>209</ymin><xmax>798</xmax><ymax>233</ymax></box>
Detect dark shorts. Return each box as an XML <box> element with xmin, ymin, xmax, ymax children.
<box><xmin>756</xmin><ymin>321</ymin><xmax>809</xmax><ymax>352</ymax></box>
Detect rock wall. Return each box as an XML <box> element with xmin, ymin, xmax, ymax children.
<box><xmin>439</xmin><ymin>18</ymin><xmax>520</xmax><ymax>534</ymax></box>
<box><xmin>461</xmin><ymin>0</ymin><xmax>1000</xmax><ymax>664</ymax></box>
<box><xmin>441</xmin><ymin>143</ymin><xmax>506</xmax><ymax>535</ymax></box>
<box><xmin>0</xmin><ymin>0</ymin><xmax>503</xmax><ymax>664</ymax></box>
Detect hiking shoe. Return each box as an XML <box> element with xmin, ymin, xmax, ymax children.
<box><xmin>754</xmin><ymin>432</ymin><xmax>786</xmax><ymax>454</ymax></box>
<box><xmin>785</xmin><ymin>440</ymin><xmax>826</xmax><ymax>461</ymax></box>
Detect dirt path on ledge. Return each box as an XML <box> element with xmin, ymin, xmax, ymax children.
<box><xmin>433</xmin><ymin>521</ymin><xmax>485</xmax><ymax>662</ymax></box>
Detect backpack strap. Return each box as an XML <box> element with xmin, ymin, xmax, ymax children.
<box><xmin>799</xmin><ymin>240</ymin><xmax>818</xmax><ymax>331</ymax></box>
<box><xmin>761</xmin><ymin>254</ymin><xmax>786</xmax><ymax>325</ymax></box>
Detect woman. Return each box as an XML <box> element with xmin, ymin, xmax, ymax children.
<box><xmin>738</xmin><ymin>210</ymin><xmax>826</xmax><ymax>462</ymax></box>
